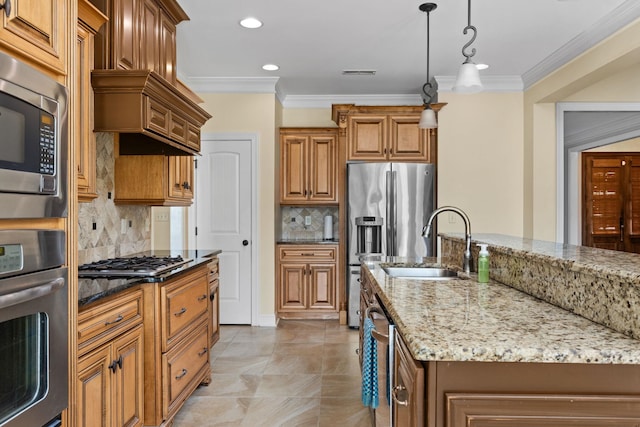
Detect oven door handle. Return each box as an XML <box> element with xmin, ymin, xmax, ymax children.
<box><xmin>365</xmin><ymin>305</ymin><xmax>389</xmax><ymax>344</ymax></box>
<box><xmin>0</xmin><ymin>277</ymin><xmax>65</xmax><ymax>310</ymax></box>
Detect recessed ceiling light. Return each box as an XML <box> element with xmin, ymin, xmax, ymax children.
<box><xmin>262</xmin><ymin>64</ymin><xmax>279</xmax><ymax>71</ymax></box>
<box><xmin>476</xmin><ymin>63</ymin><xmax>489</xmax><ymax>70</ymax></box>
<box><xmin>240</xmin><ymin>17</ymin><xmax>262</xmax><ymax>29</ymax></box>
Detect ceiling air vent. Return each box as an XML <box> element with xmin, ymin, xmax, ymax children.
<box><xmin>342</xmin><ymin>70</ymin><xmax>376</xmax><ymax>76</ymax></box>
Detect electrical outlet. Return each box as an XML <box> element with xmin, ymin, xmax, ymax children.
<box><xmin>304</xmin><ymin>216</ymin><xmax>312</xmax><ymax>226</ymax></box>
<box><xmin>155</xmin><ymin>212</ymin><xmax>170</xmax><ymax>222</ymax></box>
<box><xmin>121</xmin><ymin>219</ymin><xmax>128</xmax><ymax>234</ymax></box>
<box><xmin>448</xmin><ymin>213</ymin><xmax>457</xmax><ymax>224</ymax></box>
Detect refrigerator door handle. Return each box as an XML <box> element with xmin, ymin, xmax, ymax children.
<box><xmin>386</xmin><ymin>170</ymin><xmax>397</xmax><ymax>257</ymax></box>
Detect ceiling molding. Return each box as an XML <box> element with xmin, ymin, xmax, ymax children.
<box><xmin>522</xmin><ymin>1</ymin><xmax>640</xmax><ymax>89</ymax></box>
<box><xmin>281</xmin><ymin>94</ymin><xmax>423</xmax><ymax>109</ymax></box>
<box><xmin>181</xmin><ymin>76</ymin><xmax>280</xmax><ymax>94</ymax></box>
<box><xmin>435</xmin><ymin>75</ymin><xmax>523</xmax><ymax>93</ymax></box>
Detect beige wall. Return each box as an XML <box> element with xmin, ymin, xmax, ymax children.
<box><xmin>198</xmin><ymin>93</ymin><xmax>277</xmax><ymax>323</ymax></box>
<box><xmin>585</xmin><ymin>136</ymin><xmax>640</xmax><ymax>152</ymax></box>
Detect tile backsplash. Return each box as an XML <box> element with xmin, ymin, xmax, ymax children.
<box><xmin>78</xmin><ymin>133</ymin><xmax>151</xmax><ymax>265</ymax></box>
<box><xmin>280</xmin><ymin>206</ymin><xmax>338</xmax><ymax>240</ymax></box>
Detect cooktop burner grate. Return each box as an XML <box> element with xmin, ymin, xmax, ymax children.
<box><xmin>79</xmin><ymin>255</ymin><xmax>191</xmax><ymax>277</ymax></box>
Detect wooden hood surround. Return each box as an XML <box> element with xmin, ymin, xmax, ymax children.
<box><xmin>91</xmin><ymin>0</ymin><xmax>211</xmax><ymax>156</ymax></box>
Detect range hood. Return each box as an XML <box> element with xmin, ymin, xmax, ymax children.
<box><xmin>91</xmin><ymin>69</ymin><xmax>211</xmax><ymax>156</ymax></box>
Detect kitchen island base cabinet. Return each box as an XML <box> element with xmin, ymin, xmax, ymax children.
<box><xmin>416</xmin><ymin>360</ymin><xmax>640</xmax><ymax>427</ymax></box>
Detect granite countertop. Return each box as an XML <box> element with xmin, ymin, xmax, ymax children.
<box><xmin>78</xmin><ymin>249</ymin><xmax>221</xmax><ymax>307</ymax></box>
<box><xmin>277</xmin><ymin>239</ymin><xmax>339</xmax><ymax>244</ymax></box>
<box><xmin>363</xmin><ymin>259</ymin><xmax>640</xmax><ymax>364</ymax></box>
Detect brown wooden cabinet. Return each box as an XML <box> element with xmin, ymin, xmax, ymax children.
<box><xmin>141</xmin><ymin>264</ymin><xmax>211</xmax><ymax>426</ymax></box>
<box><xmin>393</xmin><ymin>331</ymin><xmax>424</xmax><ymax>427</ymax></box>
<box><xmin>280</xmin><ymin>128</ymin><xmax>338</xmax><ymax>205</ymax></box>
<box><xmin>332</xmin><ymin>104</ymin><xmax>442</xmax><ymax>163</ymax></box>
<box><xmin>0</xmin><ymin>0</ymin><xmax>68</xmax><ymax>75</ymax></box>
<box><xmin>276</xmin><ymin>244</ymin><xmax>338</xmax><ymax>319</ymax></box>
<box><xmin>96</xmin><ymin>0</ymin><xmax>185</xmax><ymax>83</ymax></box>
<box><xmin>77</xmin><ymin>287</ymin><xmax>145</xmax><ymax>427</ymax></box>
<box><xmin>76</xmin><ymin>0</ymin><xmax>107</xmax><ymax>202</ymax></box>
<box><xmin>114</xmin><ymin>154</ymin><xmax>194</xmax><ymax>206</ymax></box>
<box><xmin>208</xmin><ymin>256</ymin><xmax>220</xmax><ymax>347</ymax></box>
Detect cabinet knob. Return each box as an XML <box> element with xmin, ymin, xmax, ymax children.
<box><xmin>0</xmin><ymin>0</ymin><xmax>10</xmax><ymax>17</ymax></box>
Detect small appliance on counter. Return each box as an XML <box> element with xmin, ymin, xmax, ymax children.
<box><xmin>323</xmin><ymin>215</ymin><xmax>334</xmax><ymax>240</ymax></box>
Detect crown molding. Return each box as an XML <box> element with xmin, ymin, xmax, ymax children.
<box><xmin>281</xmin><ymin>94</ymin><xmax>423</xmax><ymax>109</ymax></box>
<box><xmin>565</xmin><ymin>113</ymin><xmax>640</xmax><ymax>148</ymax></box>
<box><xmin>181</xmin><ymin>76</ymin><xmax>280</xmax><ymax>94</ymax></box>
<box><xmin>522</xmin><ymin>1</ymin><xmax>640</xmax><ymax>89</ymax></box>
<box><xmin>435</xmin><ymin>75</ymin><xmax>524</xmax><ymax>92</ymax></box>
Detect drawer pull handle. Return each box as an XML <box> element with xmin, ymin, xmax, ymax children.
<box><xmin>392</xmin><ymin>385</ymin><xmax>409</xmax><ymax>406</ymax></box>
<box><xmin>174</xmin><ymin>307</ymin><xmax>187</xmax><ymax>316</ymax></box>
<box><xmin>175</xmin><ymin>368</ymin><xmax>188</xmax><ymax>380</ymax></box>
<box><xmin>105</xmin><ymin>314</ymin><xmax>124</xmax><ymax>325</ymax></box>
<box><xmin>198</xmin><ymin>347</ymin><xmax>208</xmax><ymax>357</ymax></box>
<box><xmin>198</xmin><ymin>294</ymin><xmax>207</xmax><ymax>301</ymax></box>
<box><xmin>0</xmin><ymin>0</ymin><xmax>10</xmax><ymax>18</ymax></box>
<box><xmin>301</xmin><ymin>253</ymin><xmax>314</xmax><ymax>256</ymax></box>
<box><xmin>210</xmin><ymin>293</ymin><xmax>215</xmax><ymax>301</ymax></box>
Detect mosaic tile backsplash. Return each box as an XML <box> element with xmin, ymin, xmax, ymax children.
<box><xmin>280</xmin><ymin>206</ymin><xmax>339</xmax><ymax>240</ymax></box>
<box><xmin>78</xmin><ymin>133</ymin><xmax>151</xmax><ymax>265</ymax></box>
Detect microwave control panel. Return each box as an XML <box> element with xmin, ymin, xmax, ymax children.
<box><xmin>0</xmin><ymin>244</ymin><xmax>23</xmax><ymax>275</ymax></box>
<box><xmin>39</xmin><ymin>112</ymin><xmax>55</xmax><ymax>175</ymax></box>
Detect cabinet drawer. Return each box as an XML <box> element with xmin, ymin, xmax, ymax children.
<box><xmin>78</xmin><ymin>288</ymin><xmax>143</xmax><ymax>353</ymax></box>
<box><xmin>278</xmin><ymin>245</ymin><xmax>337</xmax><ymax>262</ymax></box>
<box><xmin>162</xmin><ymin>317</ymin><xmax>209</xmax><ymax>418</ymax></box>
<box><xmin>187</xmin><ymin>124</ymin><xmax>201</xmax><ymax>150</ymax></box>
<box><xmin>170</xmin><ymin>113</ymin><xmax>188</xmax><ymax>143</ymax></box>
<box><xmin>161</xmin><ymin>269</ymin><xmax>209</xmax><ymax>350</ymax></box>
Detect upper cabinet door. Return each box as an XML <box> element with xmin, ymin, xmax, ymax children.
<box><xmin>347</xmin><ymin>115</ymin><xmax>387</xmax><ymax>160</ymax></box>
<box><xmin>159</xmin><ymin>12</ymin><xmax>176</xmax><ymax>84</ymax></box>
<box><xmin>389</xmin><ymin>115</ymin><xmax>431</xmax><ymax>162</ymax></box>
<box><xmin>308</xmin><ymin>135</ymin><xmax>337</xmax><ymax>203</ymax></box>
<box><xmin>0</xmin><ymin>0</ymin><xmax>67</xmax><ymax>75</ymax></box>
<box><xmin>139</xmin><ymin>0</ymin><xmax>160</xmax><ymax>73</ymax></box>
<box><xmin>280</xmin><ymin>135</ymin><xmax>308</xmax><ymax>204</ymax></box>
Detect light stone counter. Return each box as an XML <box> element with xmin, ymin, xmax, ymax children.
<box><xmin>362</xmin><ymin>257</ymin><xmax>640</xmax><ymax>364</ymax></box>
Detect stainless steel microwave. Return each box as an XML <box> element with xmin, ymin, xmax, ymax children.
<box><xmin>0</xmin><ymin>51</ymin><xmax>68</xmax><ymax>219</ymax></box>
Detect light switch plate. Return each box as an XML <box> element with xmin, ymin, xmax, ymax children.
<box><xmin>305</xmin><ymin>216</ymin><xmax>312</xmax><ymax>226</ymax></box>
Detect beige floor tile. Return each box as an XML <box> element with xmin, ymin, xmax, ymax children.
<box><xmin>277</xmin><ymin>319</ymin><xmax>330</xmax><ymax>330</ymax></box>
<box><xmin>172</xmin><ymin>396</ymin><xmax>251</xmax><ymax>426</ymax></box>
<box><xmin>212</xmin><ymin>355</ymin><xmax>270</xmax><ymax>375</ymax></box>
<box><xmin>273</xmin><ymin>342</ymin><xmax>325</xmax><ymax>356</ymax></box>
<box><xmin>193</xmin><ymin>374</ymin><xmax>260</xmax><ymax>397</ymax></box>
<box><xmin>255</xmin><ymin>374</ymin><xmax>322</xmax><ymax>398</ymax></box>
<box><xmin>221</xmin><ymin>341</ymin><xmax>275</xmax><ymax>358</ymax></box>
<box><xmin>274</xmin><ymin>329</ymin><xmax>326</xmax><ymax>343</ymax></box>
<box><xmin>321</xmin><ymin>374</ymin><xmax>363</xmax><ymax>398</ymax></box>
<box><xmin>318</xmin><ymin>397</ymin><xmax>371</xmax><ymax>427</ymax></box>
<box><xmin>264</xmin><ymin>353</ymin><xmax>323</xmax><ymax>374</ymax></box>
<box><xmin>233</xmin><ymin>326</ymin><xmax>280</xmax><ymax>343</ymax></box>
<box><xmin>241</xmin><ymin>397</ymin><xmax>320</xmax><ymax>427</ymax></box>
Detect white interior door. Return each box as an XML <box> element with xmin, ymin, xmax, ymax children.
<box><xmin>196</xmin><ymin>137</ymin><xmax>253</xmax><ymax>324</ymax></box>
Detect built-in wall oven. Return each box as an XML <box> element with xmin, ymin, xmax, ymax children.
<box><xmin>0</xmin><ymin>50</ymin><xmax>68</xmax><ymax>219</ymax></box>
<box><xmin>0</xmin><ymin>230</ymin><xmax>67</xmax><ymax>427</ymax></box>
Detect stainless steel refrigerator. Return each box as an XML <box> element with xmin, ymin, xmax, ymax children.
<box><xmin>347</xmin><ymin>162</ymin><xmax>435</xmax><ymax>327</ymax></box>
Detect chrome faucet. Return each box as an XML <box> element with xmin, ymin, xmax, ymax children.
<box><xmin>421</xmin><ymin>206</ymin><xmax>473</xmax><ymax>273</ymax></box>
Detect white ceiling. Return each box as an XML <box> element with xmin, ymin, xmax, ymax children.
<box><xmin>175</xmin><ymin>0</ymin><xmax>640</xmax><ymax>106</ymax></box>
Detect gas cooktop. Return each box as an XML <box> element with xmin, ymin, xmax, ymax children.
<box><xmin>78</xmin><ymin>255</ymin><xmax>191</xmax><ymax>278</ymax></box>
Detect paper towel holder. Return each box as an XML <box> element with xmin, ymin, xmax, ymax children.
<box><xmin>323</xmin><ymin>215</ymin><xmax>334</xmax><ymax>240</ymax></box>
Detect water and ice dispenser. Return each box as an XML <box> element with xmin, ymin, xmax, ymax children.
<box><xmin>355</xmin><ymin>216</ymin><xmax>383</xmax><ymax>255</ymax></box>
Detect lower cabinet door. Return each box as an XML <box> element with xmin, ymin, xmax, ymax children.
<box><xmin>77</xmin><ymin>346</ymin><xmax>112</xmax><ymax>427</ymax></box>
<box><xmin>393</xmin><ymin>332</ymin><xmax>425</xmax><ymax>426</ymax></box>
<box><xmin>308</xmin><ymin>264</ymin><xmax>336</xmax><ymax>309</ymax></box>
<box><xmin>113</xmin><ymin>325</ymin><xmax>145</xmax><ymax>427</ymax></box>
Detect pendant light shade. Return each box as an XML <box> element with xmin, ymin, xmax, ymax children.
<box><xmin>419</xmin><ymin>107</ymin><xmax>438</xmax><ymax>129</ymax></box>
<box><xmin>453</xmin><ymin>60</ymin><xmax>482</xmax><ymax>93</ymax></box>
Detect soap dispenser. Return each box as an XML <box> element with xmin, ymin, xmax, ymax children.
<box><xmin>477</xmin><ymin>244</ymin><xmax>490</xmax><ymax>283</ymax></box>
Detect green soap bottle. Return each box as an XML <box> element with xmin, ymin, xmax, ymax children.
<box><xmin>477</xmin><ymin>244</ymin><xmax>490</xmax><ymax>283</ymax></box>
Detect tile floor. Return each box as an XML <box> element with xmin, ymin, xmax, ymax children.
<box><xmin>172</xmin><ymin>319</ymin><xmax>372</xmax><ymax>427</ymax></box>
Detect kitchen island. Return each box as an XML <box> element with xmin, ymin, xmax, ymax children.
<box><xmin>361</xmin><ymin>234</ymin><xmax>640</xmax><ymax>426</ymax></box>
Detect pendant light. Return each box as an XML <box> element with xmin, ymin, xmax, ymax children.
<box><xmin>418</xmin><ymin>2</ymin><xmax>438</xmax><ymax>129</ymax></box>
<box><xmin>453</xmin><ymin>0</ymin><xmax>483</xmax><ymax>93</ymax></box>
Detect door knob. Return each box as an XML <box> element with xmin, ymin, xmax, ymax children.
<box><xmin>242</xmin><ymin>240</ymin><xmax>249</xmax><ymax>246</ymax></box>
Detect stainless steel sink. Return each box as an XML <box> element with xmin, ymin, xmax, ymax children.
<box><xmin>382</xmin><ymin>266</ymin><xmax>459</xmax><ymax>280</ymax></box>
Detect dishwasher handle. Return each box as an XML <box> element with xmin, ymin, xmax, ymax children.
<box><xmin>365</xmin><ymin>305</ymin><xmax>389</xmax><ymax>344</ymax></box>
